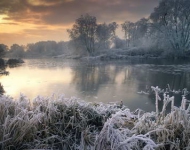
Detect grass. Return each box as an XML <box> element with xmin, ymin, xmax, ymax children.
<box><xmin>0</xmin><ymin>87</ymin><xmax>190</xmax><ymax>149</ymax></box>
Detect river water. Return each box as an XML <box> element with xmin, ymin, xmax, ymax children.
<box><xmin>1</xmin><ymin>58</ymin><xmax>190</xmax><ymax>112</ymax></box>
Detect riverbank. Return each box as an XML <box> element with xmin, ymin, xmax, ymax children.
<box><xmin>0</xmin><ymin>58</ymin><xmax>24</xmax><ymax>66</ymax></box>
<box><xmin>53</xmin><ymin>47</ymin><xmax>190</xmax><ymax>61</ymax></box>
<box><xmin>0</xmin><ymin>87</ymin><xmax>189</xmax><ymax>149</ymax></box>
<box><xmin>0</xmin><ymin>58</ymin><xmax>24</xmax><ymax>76</ymax></box>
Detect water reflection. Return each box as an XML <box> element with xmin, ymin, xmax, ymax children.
<box><xmin>1</xmin><ymin>58</ymin><xmax>190</xmax><ymax>112</ymax></box>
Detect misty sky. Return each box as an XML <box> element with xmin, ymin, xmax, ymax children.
<box><xmin>0</xmin><ymin>0</ymin><xmax>159</xmax><ymax>46</ymax></box>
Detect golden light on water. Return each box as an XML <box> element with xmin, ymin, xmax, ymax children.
<box><xmin>1</xmin><ymin>66</ymin><xmax>73</xmax><ymax>99</ymax></box>
<box><xmin>115</xmin><ymin>72</ymin><xmax>126</xmax><ymax>85</ymax></box>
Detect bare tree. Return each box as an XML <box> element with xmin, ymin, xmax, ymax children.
<box><xmin>96</xmin><ymin>23</ymin><xmax>112</xmax><ymax>49</ymax></box>
<box><xmin>121</xmin><ymin>21</ymin><xmax>135</xmax><ymax>47</ymax></box>
<box><xmin>150</xmin><ymin>0</ymin><xmax>190</xmax><ymax>55</ymax></box>
<box><xmin>135</xmin><ymin>18</ymin><xmax>149</xmax><ymax>39</ymax></box>
<box><xmin>121</xmin><ymin>19</ymin><xmax>149</xmax><ymax>48</ymax></box>
<box><xmin>67</xmin><ymin>14</ymin><xmax>97</xmax><ymax>55</ymax></box>
<box><xmin>108</xmin><ymin>22</ymin><xmax>118</xmax><ymax>37</ymax></box>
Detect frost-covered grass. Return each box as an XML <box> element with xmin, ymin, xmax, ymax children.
<box><xmin>0</xmin><ymin>87</ymin><xmax>190</xmax><ymax>150</ymax></box>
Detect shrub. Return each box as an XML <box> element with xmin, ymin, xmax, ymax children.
<box><xmin>0</xmin><ymin>58</ymin><xmax>5</xmax><ymax>67</ymax></box>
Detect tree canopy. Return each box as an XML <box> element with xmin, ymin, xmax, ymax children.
<box><xmin>0</xmin><ymin>44</ymin><xmax>8</xmax><ymax>58</ymax></box>
<box><xmin>150</xmin><ymin>0</ymin><xmax>190</xmax><ymax>55</ymax></box>
<box><xmin>67</xmin><ymin>14</ymin><xmax>97</xmax><ymax>55</ymax></box>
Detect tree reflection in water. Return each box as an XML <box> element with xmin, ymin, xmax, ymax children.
<box><xmin>71</xmin><ymin>60</ymin><xmax>190</xmax><ymax>111</ymax></box>
<box><xmin>2</xmin><ymin>59</ymin><xmax>190</xmax><ymax>112</ymax></box>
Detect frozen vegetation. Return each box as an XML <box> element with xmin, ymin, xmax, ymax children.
<box><xmin>0</xmin><ymin>86</ymin><xmax>190</xmax><ymax>149</ymax></box>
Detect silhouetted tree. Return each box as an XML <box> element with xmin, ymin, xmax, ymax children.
<box><xmin>121</xmin><ymin>19</ymin><xmax>149</xmax><ymax>48</ymax></box>
<box><xmin>108</xmin><ymin>22</ymin><xmax>118</xmax><ymax>37</ymax></box>
<box><xmin>67</xmin><ymin>14</ymin><xmax>97</xmax><ymax>55</ymax></box>
<box><xmin>96</xmin><ymin>23</ymin><xmax>114</xmax><ymax>49</ymax></box>
<box><xmin>25</xmin><ymin>41</ymin><xmax>66</xmax><ymax>57</ymax></box>
<box><xmin>8</xmin><ymin>44</ymin><xmax>25</xmax><ymax>58</ymax></box>
<box><xmin>135</xmin><ymin>18</ymin><xmax>149</xmax><ymax>39</ymax></box>
<box><xmin>0</xmin><ymin>44</ymin><xmax>8</xmax><ymax>58</ymax></box>
<box><xmin>121</xmin><ymin>21</ymin><xmax>135</xmax><ymax>47</ymax></box>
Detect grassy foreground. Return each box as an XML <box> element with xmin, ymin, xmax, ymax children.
<box><xmin>0</xmin><ymin>87</ymin><xmax>190</xmax><ymax>150</ymax></box>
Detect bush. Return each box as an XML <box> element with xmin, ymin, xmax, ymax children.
<box><xmin>0</xmin><ymin>58</ymin><xmax>5</xmax><ymax>67</ymax></box>
<box><xmin>7</xmin><ymin>59</ymin><xmax>24</xmax><ymax>65</ymax></box>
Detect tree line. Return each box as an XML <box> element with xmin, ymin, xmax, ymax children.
<box><xmin>0</xmin><ymin>41</ymin><xmax>70</xmax><ymax>58</ymax></box>
<box><xmin>67</xmin><ymin>0</ymin><xmax>190</xmax><ymax>57</ymax></box>
<box><xmin>0</xmin><ymin>0</ymin><xmax>190</xmax><ymax>59</ymax></box>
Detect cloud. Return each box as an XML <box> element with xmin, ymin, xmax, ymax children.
<box><xmin>0</xmin><ymin>0</ymin><xmax>159</xmax><ymax>46</ymax></box>
<box><xmin>0</xmin><ymin>22</ymin><xmax>18</xmax><ymax>25</ymax></box>
<box><xmin>0</xmin><ymin>0</ymin><xmax>159</xmax><ymax>25</ymax></box>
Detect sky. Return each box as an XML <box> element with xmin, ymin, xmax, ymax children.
<box><xmin>0</xmin><ymin>0</ymin><xmax>159</xmax><ymax>47</ymax></box>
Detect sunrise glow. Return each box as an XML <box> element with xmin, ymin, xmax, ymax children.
<box><xmin>0</xmin><ymin>0</ymin><xmax>159</xmax><ymax>47</ymax></box>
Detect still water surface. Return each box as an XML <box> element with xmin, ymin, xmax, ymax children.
<box><xmin>1</xmin><ymin>58</ymin><xmax>190</xmax><ymax>112</ymax></box>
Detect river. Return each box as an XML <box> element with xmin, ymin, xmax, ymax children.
<box><xmin>1</xmin><ymin>58</ymin><xmax>190</xmax><ymax>112</ymax></box>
